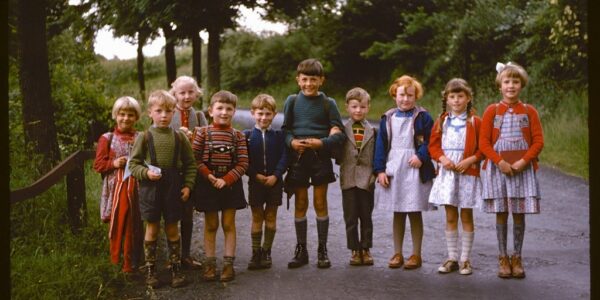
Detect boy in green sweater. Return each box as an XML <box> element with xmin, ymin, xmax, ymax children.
<box><xmin>283</xmin><ymin>58</ymin><xmax>345</xmax><ymax>269</ymax></box>
<box><xmin>129</xmin><ymin>90</ymin><xmax>196</xmax><ymax>288</ymax></box>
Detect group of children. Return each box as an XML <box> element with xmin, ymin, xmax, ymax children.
<box><xmin>94</xmin><ymin>58</ymin><xmax>543</xmax><ymax>289</ymax></box>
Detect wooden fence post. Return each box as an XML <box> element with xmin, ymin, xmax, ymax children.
<box><xmin>66</xmin><ymin>159</ymin><xmax>87</xmax><ymax>233</ymax></box>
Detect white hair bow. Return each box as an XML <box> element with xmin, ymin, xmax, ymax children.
<box><xmin>495</xmin><ymin>61</ymin><xmax>513</xmax><ymax>73</ymax></box>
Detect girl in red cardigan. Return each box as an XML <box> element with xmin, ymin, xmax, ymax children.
<box><xmin>93</xmin><ymin>96</ymin><xmax>143</xmax><ymax>276</ymax></box>
<box><xmin>428</xmin><ymin>78</ymin><xmax>483</xmax><ymax>275</ymax></box>
<box><xmin>479</xmin><ymin>62</ymin><xmax>544</xmax><ymax>279</ymax></box>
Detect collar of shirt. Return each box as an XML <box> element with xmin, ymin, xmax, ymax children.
<box><xmin>254</xmin><ymin>125</ymin><xmax>272</xmax><ymax>132</ymax></box>
<box><xmin>395</xmin><ymin>108</ymin><xmax>415</xmax><ymax>117</ymax></box>
<box><xmin>448</xmin><ymin>112</ymin><xmax>467</xmax><ymax>121</ymax></box>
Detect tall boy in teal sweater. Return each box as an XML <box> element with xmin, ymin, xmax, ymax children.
<box><xmin>283</xmin><ymin>58</ymin><xmax>345</xmax><ymax>268</ymax></box>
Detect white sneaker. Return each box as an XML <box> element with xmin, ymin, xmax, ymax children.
<box><xmin>438</xmin><ymin>259</ymin><xmax>459</xmax><ymax>273</ymax></box>
<box><xmin>459</xmin><ymin>260</ymin><xmax>473</xmax><ymax>275</ymax></box>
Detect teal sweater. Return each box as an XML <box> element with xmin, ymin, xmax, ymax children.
<box><xmin>129</xmin><ymin>126</ymin><xmax>196</xmax><ymax>189</ymax></box>
<box><xmin>282</xmin><ymin>91</ymin><xmax>345</xmax><ymax>151</ymax></box>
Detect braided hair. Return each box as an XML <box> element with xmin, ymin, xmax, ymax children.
<box><xmin>435</xmin><ymin>78</ymin><xmax>474</xmax><ymax>133</ymax></box>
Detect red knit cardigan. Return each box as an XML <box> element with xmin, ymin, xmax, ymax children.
<box><xmin>429</xmin><ymin>113</ymin><xmax>483</xmax><ymax>176</ymax></box>
<box><xmin>478</xmin><ymin>101</ymin><xmax>544</xmax><ymax>171</ymax></box>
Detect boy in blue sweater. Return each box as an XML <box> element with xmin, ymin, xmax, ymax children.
<box><xmin>283</xmin><ymin>58</ymin><xmax>345</xmax><ymax>269</ymax></box>
<box><xmin>243</xmin><ymin>94</ymin><xmax>288</xmax><ymax>270</ymax></box>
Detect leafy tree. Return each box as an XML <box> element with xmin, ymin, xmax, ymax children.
<box><xmin>94</xmin><ymin>0</ymin><xmax>161</xmax><ymax>99</ymax></box>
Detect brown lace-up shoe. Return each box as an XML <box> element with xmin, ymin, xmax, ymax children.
<box><xmin>404</xmin><ymin>255</ymin><xmax>422</xmax><ymax>269</ymax></box>
<box><xmin>388</xmin><ymin>253</ymin><xmax>403</xmax><ymax>268</ymax></box>
<box><xmin>203</xmin><ymin>259</ymin><xmax>217</xmax><ymax>281</ymax></box>
<box><xmin>220</xmin><ymin>263</ymin><xmax>235</xmax><ymax>282</ymax></box>
<box><xmin>349</xmin><ymin>250</ymin><xmax>362</xmax><ymax>266</ymax></box>
<box><xmin>361</xmin><ymin>249</ymin><xmax>374</xmax><ymax>266</ymax></box>
<box><xmin>498</xmin><ymin>255</ymin><xmax>512</xmax><ymax>278</ymax></box>
<box><xmin>510</xmin><ymin>255</ymin><xmax>526</xmax><ymax>278</ymax></box>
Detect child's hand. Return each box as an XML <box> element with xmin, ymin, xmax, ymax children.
<box><xmin>255</xmin><ymin>174</ymin><xmax>267</xmax><ymax>184</ymax></box>
<box><xmin>455</xmin><ymin>156</ymin><xmax>477</xmax><ymax>174</ymax></box>
<box><xmin>439</xmin><ymin>156</ymin><xmax>455</xmax><ymax>171</ymax></box>
<box><xmin>212</xmin><ymin>178</ymin><xmax>226</xmax><ymax>189</ymax></box>
<box><xmin>179</xmin><ymin>126</ymin><xmax>194</xmax><ymax>141</ymax></box>
<box><xmin>329</xmin><ymin>126</ymin><xmax>342</xmax><ymax>136</ymax></box>
<box><xmin>511</xmin><ymin>159</ymin><xmax>528</xmax><ymax>173</ymax></box>
<box><xmin>498</xmin><ymin>160</ymin><xmax>514</xmax><ymax>176</ymax></box>
<box><xmin>305</xmin><ymin>138</ymin><xmax>323</xmax><ymax>150</ymax></box>
<box><xmin>264</xmin><ymin>175</ymin><xmax>277</xmax><ymax>187</ymax></box>
<box><xmin>181</xmin><ymin>186</ymin><xmax>190</xmax><ymax>202</ymax></box>
<box><xmin>113</xmin><ymin>156</ymin><xmax>128</xmax><ymax>169</ymax></box>
<box><xmin>408</xmin><ymin>155</ymin><xmax>422</xmax><ymax>168</ymax></box>
<box><xmin>147</xmin><ymin>169</ymin><xmax>162</xmax><ymax>181</ymax></box>
<box><xmin>291</xmin><ymin>139</ymin><xmax>309</xmax><ymax>154</ymax></box>
<box><xmin>377</xmin><ymin>172</ymin><xmax>390</xmax><ymax>188</ymax></box>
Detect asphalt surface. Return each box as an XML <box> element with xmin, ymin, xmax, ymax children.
<box><xmin>119</xmin><ymin>111</ymin><xmax>590</xmax><ymax>299</ymax></box>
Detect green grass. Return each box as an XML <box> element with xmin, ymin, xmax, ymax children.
<box><xmin>537</xmin><ymin>91</ymin><xmax>588</xmax><ymax>179</ymax></box>
<box><xmin>10</xmin><ymin>161</ymin><xmax>132</xmax><ymax>299</ymax></box>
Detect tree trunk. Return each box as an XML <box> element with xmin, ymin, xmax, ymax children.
<box><xmin>136</xmin><ymin>35</ymin><xmax>146</xmax><ymax>100</ymax></box>
<box><xmin>163</xmin><ymin>25</ymin><xmax>177</xmax><ymax>88</ymax></box>
<box><xmin>191</xmin><ymin>32</ymin><xmax>203</xmax><ymax>108</ymax></box>
<box><xmin>17</xmin><ymin>0</ymin><xmax>61</xmax><ymax>173</ymax></box>
<box><xmin>207</xmin><ymin>27</ymin><xmax>221</xmax><ymax>96</ymax></box>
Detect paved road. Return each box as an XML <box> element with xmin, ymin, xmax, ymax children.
<box><xmin>120</xmin><ymin>111</ymin><xmax>590</xmax><ymax>299</ymax></box>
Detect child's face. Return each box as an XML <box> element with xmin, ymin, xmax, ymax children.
<box><xmin>346</xmin><ymin>98</ymin><xmax>369</xmax><ymax>122</ymax></box>
<box><xmin>251</xmin><ymin>107</ymin><xmax>275</xmax><ymax>130</ymax></box>
<box><xmin>148</xmin><ymin>104</ymin><xmax>174</xmax><ymax>128</ymax></box>
<box><xmin>446</xmin><ymin>91</ymin><xmax>471</xmax><ymax>115</ymax></box>
<box><xmin>173</xmin><ymin>82</ymin><xmax>198</xmax><ymax>110</ymax></box>
<box><xmin>395</xmin><ymin>85</ymin><xmax>416</xmax><ymax>111</ymax></box>
<box><xmin>209</xmin><ymin>101</ymin><xmax>235</xmax><ymax>126</ymax></box>
<box><xmin>500</xmin><ymin>75</ymin><xmax>522</xmax><ymax>103</ymax></box>
<box><xmin>296</xmin><ymin>73</ymin><xmax>324</xmax><ymax>97</ymax></box>
<box><xmin>116</xmin><ymin>109</ymin><xmax>138</xmax><ymax>132</ymax></box>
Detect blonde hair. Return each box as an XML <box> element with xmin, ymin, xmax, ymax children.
<box><xmin>209</xmin><ymin>90</ymin><xmax>238</xmax><ymax>108</ymax></box>
<box><xmin>388</xmin><ymin>75</ymin><xmax>424</xmax><ymax>100</ymax></box>
<box><xmin>112</xmin><ymin>96</ymin><xmax>141</xmax><ymax>119</ymax></box>
<box><xmin>345</xmin><ymin>87</ymin><xmax>370</xmax><ymax>104</ymax></box>
<box><xmin>147</xmin><ymin>90</ymin><xmax>176</xmax><ymax>110</ymax></box>
<box><xmin>495</xmin><ymin>62</ymin><xmax>529</xmax><ymax>88</ymax></box>
<box><xmin>170</xmin><ymin>75</ymin><xmax>204</xmax><ymax>97</ymax></box>
<box><xmin>250</xmin><ymin>94</ymin><xmax>277</xmax><ymax>112</ymax></box>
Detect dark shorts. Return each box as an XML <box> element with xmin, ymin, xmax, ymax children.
<box><xmin>248</xmin><ymin>180</ymin><xmax>283</xmax><ymax>207</ymax></box>
<box><xmin>138</xmin><ymin>168</ymin><xmax>183</xmax><ymax>224</ymax></box>
<box><xmin>285</xmin><ymin>148</ymin><xmax>336</xmax><ymax>189</ymax></box>
<box><xmin>193</xmin><ymin>177</ymin><xmax>247</xmax><ymax>212</ymax></box>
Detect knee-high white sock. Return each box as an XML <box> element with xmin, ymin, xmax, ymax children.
<box><xmin>445</xmin><ymin>230</ymin><xmax>459</xmax><ymax>261</ymax></box>
<box><xmin>460</xmin><ymin>231</ymin><xmax>474</xmax><ymax>262</ymax></box>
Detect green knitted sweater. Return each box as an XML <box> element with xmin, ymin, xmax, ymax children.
<box><xmin>129</xmin><ymin>126</ymin><xmax>196</xmax><ymax>189</ymax></box>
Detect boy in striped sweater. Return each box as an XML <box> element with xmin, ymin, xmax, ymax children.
<box><xmin>192</xmin><ymin>90</ymin><xmax>249</xmax><ymax>282</ymax></box>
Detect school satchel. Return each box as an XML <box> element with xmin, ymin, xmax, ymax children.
<box><xmin>500</xmin><ymin>150</ymin><xmax>527</xmax><ymax>164</ymax></box>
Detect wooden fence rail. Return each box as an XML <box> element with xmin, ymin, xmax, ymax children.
<box><xmin>10</xmin><ymin>150</ymin><xmax>96</xmax><ymax>233</ymax></box>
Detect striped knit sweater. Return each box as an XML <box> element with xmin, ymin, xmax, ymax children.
<box><xmin>192</xmin><ymin>124</ymin><xmax>249</xmax><ymax>186</ymax></box>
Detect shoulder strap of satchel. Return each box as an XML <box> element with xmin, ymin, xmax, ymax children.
<box><xmin>145</xmin><ymin>130</ymin><xmax>158</xmax><ymax>166</ymax></box>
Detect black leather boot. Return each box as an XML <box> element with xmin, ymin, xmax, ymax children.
<box><xmin>287</xmin><ymin>243</ymin><xmax>309</xmax><ymax>268</ymax></box>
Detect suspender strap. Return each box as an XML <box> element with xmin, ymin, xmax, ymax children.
<box><xmin>145</xmin><ymin>131</ymin><xmax>157</xmax><ymax>166</ymax></box>
<box><xmin>172</xmin><ymin>131</ymin><xmax>180</xmax><ymax>167</ymax></box>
